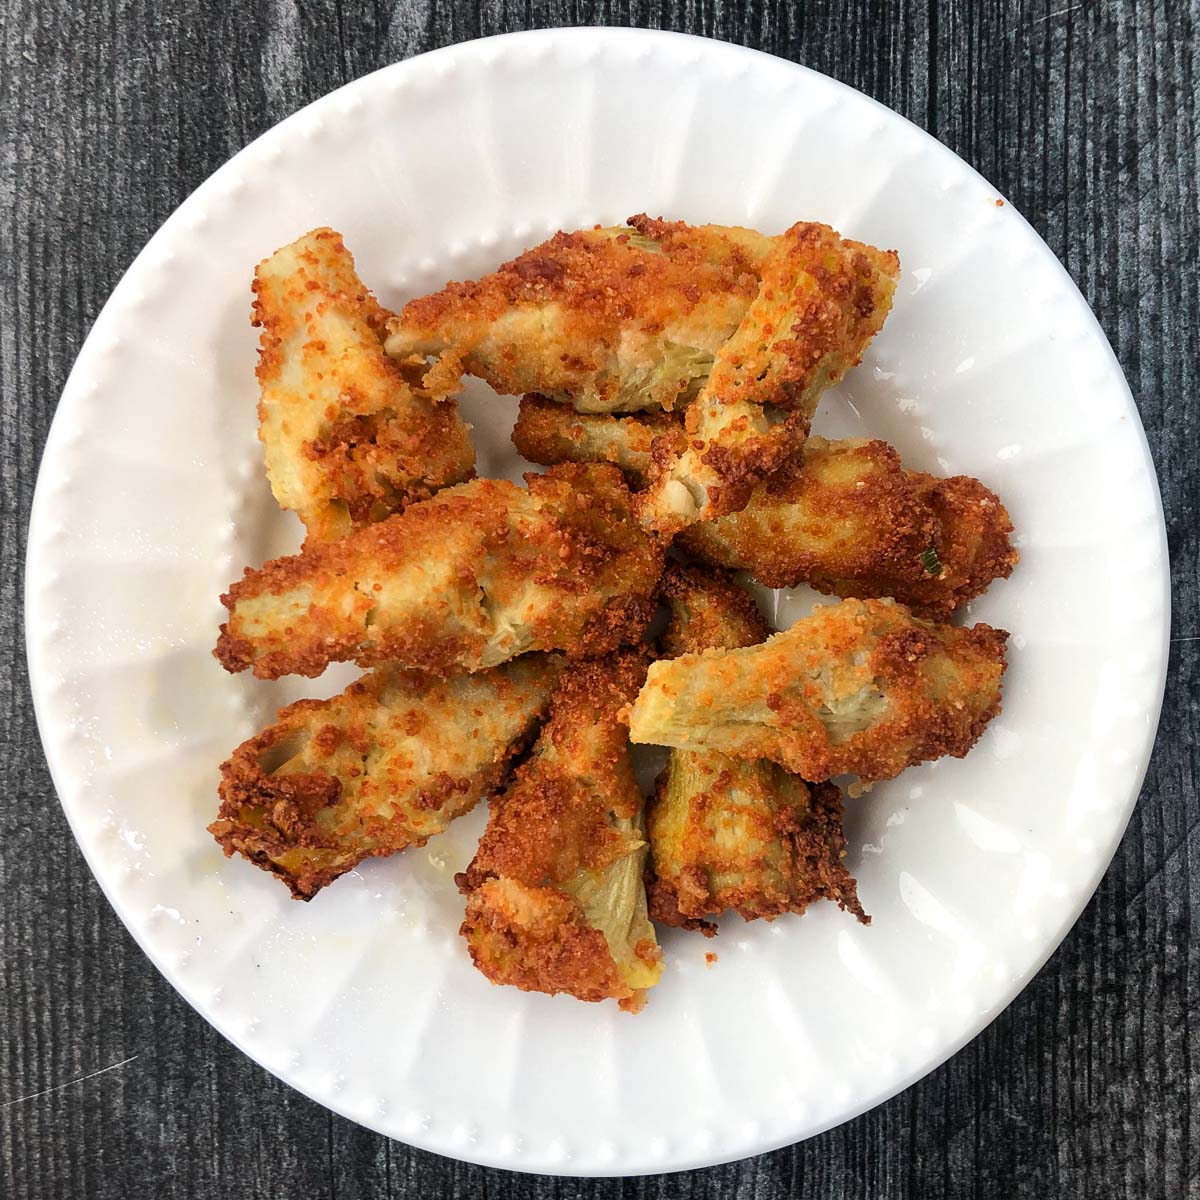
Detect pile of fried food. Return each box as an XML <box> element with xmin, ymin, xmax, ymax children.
<box><xmin>210</xmin><ymin>218</ymin><xmax>1017</xmax><ymax>1012</ymax></box>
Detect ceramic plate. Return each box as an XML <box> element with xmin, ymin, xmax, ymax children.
<box><xmin>25</xmin><ymin>28</ymin><xmax>1169</xmax><ymax>1176</ymax></box>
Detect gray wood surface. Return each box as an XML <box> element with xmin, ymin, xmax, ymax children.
<box><xmin>2</xmin><ymin>2</ymin><xmax>1196</xmax><ymax>1197</ymax></box>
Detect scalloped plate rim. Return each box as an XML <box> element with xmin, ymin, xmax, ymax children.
<box><xmin>24</xmin><ymin>26</ymin><xmax>1171</xmax><ymax>1177</ymax></box>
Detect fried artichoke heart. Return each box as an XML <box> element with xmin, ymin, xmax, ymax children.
<box><xmin>637</xmin><ymin>223</ymin><xmax>900</xmax><ymax>532</ymax></box>
<box><xmin>254</xmin><ymin>227</ymin><xmax>474</xmax><ymax>543</ymax></box>
<box><xmin>210</xmin><ymin>655</ymin><xmax>563</xmax><ymax>898</ymax></box>
<box><xmin>457</xmin><ymin>654</ymin><xmax>662</xmax><ymax>1011</ymax></box>
<box><xmin>384</xmin><ymin>216</ymin><xmax>774</xmax><ymax>414</ymax></box>
<box><xmin>215</xmin><ymin>465</ymin><xmax>665</xmax><ymax>679</ymax></box>
<box><xmin>679</xmin><ymin>438</ymin><xmax>1017</xmax><ymax>619</ymax></box>
<box><xmin>511</xmin><ymin>394</ymin><xmax>680</xmax><ymax>480</ymax></box>
<box><xmin>512</xmin><ymin>400</ymin><xmax>1015</xmax><ymax>619</ymax></box>
<box><xmin>646</xmin><ymin>565</ymin><xmax>867</xmax><ymax>930</ymax></box>
<box><xmin>630</xmin><ymin>597</ymin><xmax>1007</xmax><ymax>782</ymax></box>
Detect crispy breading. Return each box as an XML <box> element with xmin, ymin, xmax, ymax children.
<box><xmin>900</xmin><ymin>472</ymin><xmax>1021</xmax><ymax>616</ymax></box>
<box><xmin>209</xmin><ymin>655</ymin><xmax>563</xmax><ymax>899</ymax></box>
<box><xmin>681</xmin><ymin>437</ymin><xmax>1018</xmax><ymax>618</ymax></box>
<box><xmin>646</xmin><ymin>564</ymin><xmax>866</xmax><ymax>931</ymax></box>
<box><xmin>648</xmin><ymin>764</ymin><xmax>867</xmax><ymax>931</ymax></box>
<box><xmin>657</xmin><ymin>559</ymin><xmax>769</xmax><ymax>659</ymax></box>
<box><xmin>215</xmin><ymin>464</ymin><xmax>665</xmax><ymax>680</ymax></box>
<box><xmin>456</xmin><ymin>654</ymin><xmax>662</xmax><ymax>1011</ymax></box>
<box><xmin>253</xmin><ymin>228</ymin><xmax>474</xmax><ymax>543</ymax></box>
<box><xmin>629</xmin><ymin>597</ymin><xmax>1008</xmax><ymax>781</ymax></box>
<box><xmin>638</xmin><ymin>224</ymin><xmax>900</xmax><ymax>533</ymax></box>
<box><xmin>384</xmin><ymin>217</ymin><xmax>775</xmax><ymax>413</ymax></box>
<box><xmin>511</xmin><ymin>404</ymin><xmax>1017</xmax><ymax>618</ymax></box>
<box><xmin>511</xmin><ymin>394</ymin><xmax>682</xmax><ymax>478</ymax></box>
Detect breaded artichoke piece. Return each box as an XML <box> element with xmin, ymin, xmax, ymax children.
<box><xmin>456</xmin><ymin>654</ymin><xmax>662</xmax><ymax>1011</ymax></box>
<box><xmin>512</xmin><ymin>403</ymin><xmax>1017</xmax><ymax>618</ymax></box>
<box><xmin>656</xmin><ymin>558</ymin><xmax>769</xmax><ymax>658</ymax></box>
<box><xmin>680</xmin><ymin>438</ymin><xmax>1018</xmax><ymax>619</ymax></box>
<box><xmin>253</xmin><ymin>228</ymin><xmax>474</xmax><ymax>544</ymax></box>
<box><xmin>647</xmin><ymin>564</ymin><xmax>866</xmax><ymax>931</ymax></box>
<box><xmin>649</xmin><ymin>761</ymin><xmax>866</xmax><ymax>932</ymax></box>
<box><xmin>384</xmin><ymin>215</ymin><xmax>774</xmax><ymax>414</ymax></box>
<box><xmin>629</xmin><ymin>597</ymin><xmax>1008</xmax><ymax>782</ymax></box>
<box><xmin>638</xmin><ymin>224</ymin><xmax>900</xmax><ymax>533</ymax></box>
<box><xmin>209</xmin><ymin>655</ymin><xmax>563</xmax><ymax>899</ymax></box>
<box><xmin>215</xmin><ymin>464</ymin><xmax>665</xmax><ymax>680</ymax></box>
<box><xmin>511</xmin><ymin>394</ymin><xmax>682</xmax><ymax>479</ymax></box>
<box><xmin>897</xmin><ymin>473</ymin><xmax>1021</xmax><ymax>617</ymax></box>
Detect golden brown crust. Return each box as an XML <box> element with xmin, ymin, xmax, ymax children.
<box><xmin>253</xmin><ymin>228</ymin><xmax>474</xmax><ymax>543</ymax></box>
<box><xmin>680</xmin><ymin>438</ymin><xmax>1018</xmax><ymax>618</ymax></box>
<box><xmin>462</xmin><ymin>879</ymin><xmax>633</xmax><ymax>1003</ymax></box>
<box><xmin>460</xmin><ymin>654</ymin><xmax>650</xmax><ymax>889</ymax></box>
<box><xmin>513</xmin><ymin>408</ymin><xmax>1016</xmax><ymax>618</ymax></box>
<box><xmin>457</xmin><ymin>654</ymin><xmax>662</xmax><ymax>1009</ymax></box>
<box><xmin>657</xmin><ymin>561</ymin><xmax>770</xmax><ymax>657</ymax></box>
<box><xmin>623</xmin><ymin>214</ymin><xmax>776</xmax><ymax>264</ymax></box>
<box><xmin>637</xmin><ymin>224</ymin><xmax>901</xmax><ymax>533</ymax></box>
<box><xmin>646</xmin><ymin>773</ymin><xmax>867</xmax><ymax>928</ymax></box>
<box><xmin>385</xmin><ymin>220</ymin><xmax>774</xmax><ymax>413</ymax></box>
<box><xmin>511</xmin><ymin>394</ymin><xmax>683</xmax><ymax>479</ymax></box>
<box><xmin>208</xmin><ymin>656</ymin><xmax>563</xmax><ymax>898</ymax></box>
<box><xmin>646</xmin><ymin>565</ymin><xmax>867</xmax><ymax>929</ymax></box>
<box><xmin>895</xmin><ymin>473</ymin><xmax>1020</xmax><ymax>616</ymax></box>
<box><xmin>704</xmin><ymin>225</ymin><xmax>899</xmax><ymax>412</ymax></box>
<box><xmin>214</xmin><ymin>465</ymin><xmax>665</xmax><ymax>679</ymax></box>
<box><xmin>679</xmin><ymin>437</ymin><xmax>930</xmax><ymax>588</ymax></box>
<box><xmin>629</xmin><ymin>597</ymin><xmax>1008</xmax><ymax>782</ymax></box>
<box><xmin>676</xmin><ymin>402</ymin><xmax>814</xmax><ymax>521</ymax></box>
<box><xmin>645</xmin><ymin>871</ymin><xmax>719</xmax><ymax>935</ymax></box>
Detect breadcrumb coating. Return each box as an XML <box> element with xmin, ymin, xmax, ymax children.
<box><xmin>512</xmin><ymin>403</ymin><xmax>1016</xmax><ymax>618</ymax></box>
<box><xmin>637</xmin><ymin>223</ymin><xmax>900</xmax><ymax>533</ymax></box>
<box><xmin>457</xmin><ymin>653</ymin><xmax>662</xmax><ymax>1011</ymax></box>
<box><xmin>209</xmin><ymin>655</ymin><xmax>563</xmax><ymax>899</ymax></box>
<box><xmin>253</xmin><ymin>228</ymin><xmax>474</xmax><ymax>543</ymax></box>
<box><xmin>385</xmin><ymin>217</ymin><xmax>775</xmax><ymax>413</ymax></box>
<box><xmin>681</xmin><ymin>437</ymin><xmax>1018</xmax><ymax>618</ymax></box>
<box><xmin>657</xmin><ymin>559</ymin><xmax>769</xmax><ymax>659</ymax></box>
<box><xmin>898</xmin><ymin>472</ymin><xmax>1020</xmax><ymax>617</ymax></box>
<box><xmin>215</xmin><ymin>464</ymin><xmax>665</xmax><ymax>679</ymax></box>
<box><xmin>647</xmin><ymin>765</ymin><xmax>867</xmax><ymax>931</ymax></box>
<box><xmin>646</xmin><ymin>564</ymin><xmax>867</xmax><ymax>931</ymax></box>
<box><xmin>511</xmin><ymin>394</ymin><xmax>682</xmax><ymax>478</ymax></box>
<box><xmin>206</xmin><ymin>210</ymin><xmax>1023</xmax><ymax>1011</ymax></box>
<box><xmin>629</xmin><ymin>597</ymin><xmax>1007</xmax><ymax>781</ymax></box>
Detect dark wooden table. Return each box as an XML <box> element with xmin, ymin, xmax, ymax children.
<box><xmin>2</xmin><ymin>3</ymin><xmax>1196</xmax><ymax>1197</ymax></box>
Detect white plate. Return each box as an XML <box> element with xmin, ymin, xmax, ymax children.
<box><xmin>26</xmin><ymin>28</ymin><xmax>1169</xmax><ymax>1177</ymax></box>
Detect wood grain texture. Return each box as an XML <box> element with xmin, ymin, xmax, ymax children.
<box><xmin>1</xmin><ymin>1</ymin><xmax>1196</xmax><ymax>1197</ymax></box>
